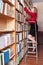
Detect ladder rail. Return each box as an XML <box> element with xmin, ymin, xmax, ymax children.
<box><xmin>25</xmin><ymin>23</ymin><xmax>38</xmax><ymax>64</ymax></box>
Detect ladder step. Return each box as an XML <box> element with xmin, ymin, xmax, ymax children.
<box><xmin>27</xmin><ymin>51</ymin><xmax>36</xmax><ymax>54</ymax></box>
<box><xmin>28</xmin><ymin>46</ymin><xmax>36</xmax><ymax>48</ymax></box>
<box><xmin>26</xmin><ymin>55</ymin><xmax>37</xmax><ymax>57</ymax></box>
<box><xmin>27</xmin><ymin>41</ymin><xmax>32</xmax><ymax>43</ymax></box>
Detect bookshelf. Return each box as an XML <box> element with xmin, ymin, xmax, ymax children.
<box><xmin>0</xmin><ymin>0</ymin><xmax>32</xmax><ymax>65</ymax></box>
<box><xmin>0</xmin><ymin>0</ymin><xmax>16</xmax><ymax>65</ymax></box>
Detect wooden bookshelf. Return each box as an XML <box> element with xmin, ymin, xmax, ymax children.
<box><xmin>0</xmin><ymin>43</ymin><xmax>15</xmax><ymax>51</ymax></box>
<box><xmin>3</xmin><ymin>0</ymin><xmax>15</xmax><ymax>6</ymax></box>
<box><xmin>0</xmin><ymin>0</ymin><xmax>32</xmax><ymax>65</ymax></box>
<box><xmin>0</xmin><ymin>0</ymin><xmax>16</xmax><ymax>65</ymax></box>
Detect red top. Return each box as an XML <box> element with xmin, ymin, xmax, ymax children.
<box><xmin>24</xmin><ymin>7</ymin><xmax>37</xmax><ymax>23</ymax></box>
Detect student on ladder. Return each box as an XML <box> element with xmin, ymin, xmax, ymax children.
<box><xmin>24</xmin><ymin>6</ymin><xmax>38</xmax><ymax>52</ymax></box>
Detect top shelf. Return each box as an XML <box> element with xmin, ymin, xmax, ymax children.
<box><xmin>3</xmin><ymin>0</ymin><xmax>15</xmax><ymax>6</ymax></box>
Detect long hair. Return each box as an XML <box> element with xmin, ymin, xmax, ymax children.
<box><xmin>33</xmin><ymin>7</ymin><xmax>38</xmax><ymax>13</ymax></box>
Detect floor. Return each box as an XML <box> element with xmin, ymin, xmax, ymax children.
<box><xmin>20</xmin><ymin>45</ymin><xmax>43</xmax><ymax>65</ymax></box>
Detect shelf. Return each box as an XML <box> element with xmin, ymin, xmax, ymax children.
<box><xmin>3</xmin><ymin>0</ymin><xmax>15</xmax><ymax>6</ymax></box>
<box><xmin>0</xmin><ymin>43</ymin><xmax>15</xmax><ymax>51</ymax></box>
<box><xmin>0</xmin><ymin>0</ymin><xmax>30</xmax><ymax>65</ymax></box>
<box><xmin>16</xmin><ymin>20</ymin><xmax>24</xmax><ymax>24</ymax></box>
<box><xmin>24</xmin><ymin>30</ymin><xmax>29</xmax><ymax>32</ymax></box>
<box><xmin>24</xmin><ymin>0</ymin><xmax>28</xmax><ymax>7</ymax></box>
<box><xmin>10</xmin><ymin>54</ymin><xmax>15</xmax><ymax>59</ymax></box>
<box><xmin>16</xmin><ymin>31</ymin><xmax>23</xmax><ymax>33</ymax></box>
<box><xmin>16</xmin><ymin>8</ymin><xmax>23</xmax><ymax>14</ymax></box>
<box><xmin>16</xmin><ymin>39</ymin><xmax>24</xmax><ymax>43</ymax></box>
<box><xmin>0</xmin><ymin>30</ymin><xmax>14</xmax><ymax>34</ymax></box>
<box><xmin>0</xmin><ymin>13</ymin><xmax>15</xmax><ymax>19</ymax></box>
<box><xmin>18</xmin><ymin>0</ymin><xmax>23</xmax><ymax>7</ymax></box>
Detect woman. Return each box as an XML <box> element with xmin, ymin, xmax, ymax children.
<box><xmin>24</xmin><ymin>6</ymin><xmax>38</xmax><ymax>51</ymax></box>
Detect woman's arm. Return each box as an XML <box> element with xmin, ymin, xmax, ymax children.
<box><xmin>24</xmin><ymin>7</ymin><xmax>35</xmax><ymax>16</ymax></box>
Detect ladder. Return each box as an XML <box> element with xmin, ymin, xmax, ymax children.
<box><xmin>25</xmin><ymin>23</ymin><xmax>38</xmax><ymax>64</ymax></box>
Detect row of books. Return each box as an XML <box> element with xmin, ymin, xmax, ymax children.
<box><xmin>16</xmin><ymin>33</ymin><xmax>19</xmax><ymax>42</ymax></box>
<box><xmin>0</xmin><ymin>48</ymin><xmax>15</xmax><ymax>65</ymax></box>
<box><xmin>9</xmin><ymin>46</ymin><xmax>15</xmax><ymax>59</ymax></box>
<box><xmin>16</xmin><ymin>41</ymin><xmax>24</xmax><ymax>54</ymax></box>
<box><xmin>20</xmin><ymin>41</ymin><xmax>24</xmax><ymax>49</ymax></box>
<box><xmin>0</xmin><ymin>0</ymin><xmax>4</xmax><ymax>13</ymax></box>
<box><xmin>6</xmin><ymin>59</ymin><xmax>15</xmax><ymax>65</ymax></box>
<box><xmin>16</xmin><ymin>49</ymin><xmax>25</xmax><ymax>65</ymax></box>
<box><xmin>16</xmin><ymin>21</ymin><xmax>23</xmax><ymax>31</ymax></box>
<box><xmin>4</xmin><ymin>3</ymin><xmax>15</xmax><ymax>18</ymax></box>
<box><xmin>16</xmin><ymin>32</ymin><xmax>23</xmax><ymax>43</ymax></box>
<box><xmin>0</xmin><ymin>34</ymin><xmax>14</xmax><ymax>49</ymax></box>
<box><xmin>25</xmin><ymin>31</ymin><xmax>28</xmax><ymax>38</ymax></box>
<box><xmin>24</xmin><ymin>24</ymin><xmax>29</xmax><ymax>30</ymax></box>
<box><xmin>16</xmin><ymin>0</ymin><xmax>23</xmax><ymax>13</ymax></box>
<box><xmin>16</xmin><ymin>11</ymin><xmax>24</xmax><ymax>22</ymax></box>
<box><xmin>0</xmin><ymin>0</ymin><xmax>15</xmax><ymax>18</ymax></box>
<box><xmin>16</xmin><ymin>44</ymin><xmax>21</xmax><ymax>54</ymax></box>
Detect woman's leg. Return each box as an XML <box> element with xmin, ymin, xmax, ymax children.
<box><xmin>27</xmin><ymin>35</ymin><xmax>36</xmax><ymax>51</ymax></box>
<box><xmin>32</xmin><ymin>36</ymin><xmax>37</xmax><ymax>51</ymax></box>
<box><xmin>27</xmin><ymin>34</ymin><xmax>33</xmax><ymax>41</ymax></box>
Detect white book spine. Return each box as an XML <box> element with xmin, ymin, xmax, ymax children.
<box><xmin>4</xmin><ymin>3</ymin><xmax>7</xmax><ymax>15</ymax></box>
<box><xmin>0</xmin><ymin>1</ymin><xmax>4</xmax><ymax>13</ymax></box>
<box><xmin>1</xmin><ymin>53</ymin><xmax>4</xmax><ymax>65</ymax></box>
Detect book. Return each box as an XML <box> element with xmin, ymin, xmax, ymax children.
<box><xmin>4</xmin><ymin>3</ymin><xmax>15</xmax><ymax>18</ymax></box>
<box><xmin>0</xmin><ymin>54</ymin><xmax>2</xmax><ymax>65</ymax></box>
<box><xmin>16</xmin><ymin>44</ymin><xmax>20</xmax><ymax>54</ymax></box>
<box><xmin>2</xmin><ymin>49</ymin><xmax>10</xmax><ymax>64</ymax></box>
<box><xmin>19</xmin><ymin>33</ymin><xmax>22</xmax><ymax>41</ymax></box>
<box><xmin>18</xmin><ymin>13</ymin><xmax>21</xmax><ymax>21</ymax></box>
<box><xmin>19</xmin><ymin>5</ymin><xmax>23</xmax><ymax>13</ymax></box>
<box><xmin>0</xmin><ymin>34</ymin><xmax>13</xmax><ymax>48</ymax></box>
<box><xmin>21</xmin><ymin>15</ymin><xmax>24</xmax><ymax>22</ymax></box>
<box><xmin>21</xmin><ymin>41</ymin><xmax>24</xmax><ymax>49</ymax></box>
<box><xmin>10</xmin><ymin>7</ymin><xmax>15</xmax><ymax>18</ymax></box>
<box><xmin>0</xmin><ymin>35</ymin><xmax>7</xmax><ymax>49</ymax></box>
<box><xmin>4</xmin><ymin>3</ymin><xmax>8</xmax><ymax>15</ymax></box>
<box><xmin>16</xmin><ymin>55</ymin><xmax>20</xmax><ymax>65</ymax></box>
<box><xmin>16</xmin><ymin>0</ymin><xmax>19</xmax><ymax>10</ymax></box>
<box><xmin>9</xmin><ymin>44</ymin><xmax>15</xmax><ymax>59</ymax></box>
<box><xmin>0</xmin><ymin>0</ymin><xmax>4</xmax><ymax>13</ymax></box>
<box><xmin>16</xmin><ymin>33</ymin><xmax>19</xmax><ymax>42</ymax></box>
<box><xmin>9</xmin><ymin>47</ymin><xmax>15</xmax><ymax>59</ymax></box>
<box><xmin>5</xmin><ymin>59</ymin><xmax>15</xmax><ymax>65</ymax></box>
<box><xmin>16</xmin><ymin>11</ymin><xmax>18</xmax><ymax>20</ymax></box>
<box><xmin>16</xmin><ymin>21</ymin><xmax>18</xmax><ymax>31</ymax></box>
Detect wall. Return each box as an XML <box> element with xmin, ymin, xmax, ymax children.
<box><xmin>32</xmin><ymin>1</ymin><xmax>43</xmax><ymax>31</ymax></box>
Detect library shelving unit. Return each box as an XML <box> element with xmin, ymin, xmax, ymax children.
<box><xmin>0</xmin><ymin>0</ymin><xmax>16</xmax><ymax>65</ymax></box>
<box><xmin>16</xmin><ymin>0</ymin><xmax>31</xmax><ymax>65</ymax></box>
<box><xmin>0</xmin><ymin>0</ymin><xmax>32</xmax><ymax>65</ymax></box>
